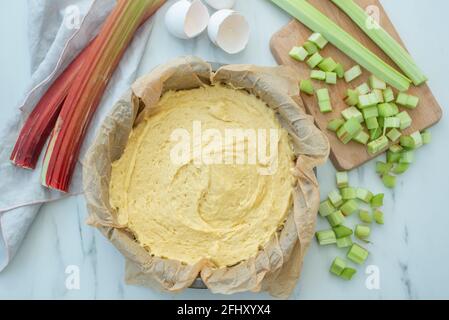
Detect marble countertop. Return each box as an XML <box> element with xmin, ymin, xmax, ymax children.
<box><xmin>1</xmin><ymin>0</ymin><xmax>448</xmax><ymax>299</ymax></box>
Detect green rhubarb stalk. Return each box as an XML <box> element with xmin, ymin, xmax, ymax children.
<box><xmin>347</xmin><ymin>243</ymin><xmax>369</xmax><ymax>265</ymax></box>
<box><xmin>331</xmin><ymin>0</ymin><xmax>427</xmax><ymax>86</ymax></box>
<box><xmin>42</xmin><ymin>0</ymin><xmax>164</xmax><ymax>192</ymax></box>
<box><xmin>327</xmin><ymin>210</ymin><xmax>345</xmax><ymax>227</ymax></box>
<box><xmin>319</xmin><ymin>200</ymin><xmax>335</xmax><ymax>217</ymax></box>
<box><xmin>336</xmin><ymin>236</ymin><xmax>353</xmax><ymax>248</ymax></box>
<box><xmin>355</xmin><ymin>225</ymin><xmax>371</xmax><ymax>239</ymax></box>
<box><xmin>421</xmin><ymin>130</ymin><xmax>432</xmax><ymax>144</ymax></box>
<box><xmin>340</xmin><ymin>267</ymin><xmax>357</xmax><ymax>280</ymax></box>
<box><xmin>316</xmin><ymin>230</ymin><xmax>337</xmax><ymax>245</ymax></box>
<box><xmin>300</xmin><ymin>79</ymin><xmax>314</xmax><ymax>95</ymax></box>
<box><xmin>373</xmin><ymin>210</ymin><xmax>384</xmax><ymax>224</ymax></box>
<box><xmin>336</xmin><ymin>171</ymin><xmax>349</xmax><ymax>188</ymax></box>
<box><xmin>330</xmin><ymin>257</ymin><xmax>346</xmax><ymax>276</ymax></box>
<box><xmin>269</xmin><ymin>0</ymin><xmax>411</xmax><ymax>91</ymax></box>
<box><xmin>359</xmin><ymin>210</ymin><xmax>373</xmax><ymax>224</ymax></box>
<box><xmin>327</xmin><ymin>119</ymin><xmax>345</xmax><ymax>132</ymax></box>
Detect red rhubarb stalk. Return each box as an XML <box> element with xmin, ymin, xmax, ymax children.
<box><xmin>42</xmin><ymin>0</ymin><xmax>164</xmax><ymax>192</ymax></box>
<box><xmin>11</xmin><ymin>0</ymin><xmax>164</xmax><ymax>171</ymax></box>
<box><xmin>10</xmin><ymin>47</ymin><xmax>88</xmax><ymax>169</ymax></box>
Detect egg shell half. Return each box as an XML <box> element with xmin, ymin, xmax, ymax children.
<box><xmin>165</xmin><ymin>0</ymin><xmax>210</xmax><ymax>39</ymax></box>
<box><xmin>208</xmin><ymin>9</ymin><xmax>250</xmax><ymax>54</ymax></box>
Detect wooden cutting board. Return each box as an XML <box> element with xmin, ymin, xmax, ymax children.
<box><xmin>270</xmin><ymin>0</ymin><xmax>442</xmax><ymax>171</ymax></box>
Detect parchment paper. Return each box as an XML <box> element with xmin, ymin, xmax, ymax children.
<box><xmin>83</xmin><ymin>56</ymin><xmax>329</xmax><ymax>298</ymax></box>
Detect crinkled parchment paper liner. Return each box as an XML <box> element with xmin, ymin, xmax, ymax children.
<box><xmin>83</xmin><ymin>56</ymin><xmax>329</xmax><ymax>298</ymax></box>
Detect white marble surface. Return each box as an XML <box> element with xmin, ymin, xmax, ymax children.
<box><xmin>1</xmin><ymin>0</ymin><xmax>449</xmax><ymax>299</ymax></box>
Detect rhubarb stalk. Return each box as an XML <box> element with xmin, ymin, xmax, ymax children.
<box><xmin>269</xmin><ymin>0</ymin><xmax>411</xmax><ymax>91</ymax></box>
<box><xmin>42</xmin><ymin>0</ymin><xmax>164</xmax><ymax>192</ymax></box>
<box><xmin>11</xmin><ymin>0</ymin><xmax>164</xmax><ymax>170</ymax></box>
<box><xmin>10</xmin><ymin>47</ymin><xmax>88</xmax><ymax>169</ymax></box>
<box><xmin>331</xmin><ymin>0</ymin><xmax>427</xmax><ymax>86</ymax></box>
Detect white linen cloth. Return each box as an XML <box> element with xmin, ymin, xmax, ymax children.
<box><xmin>0</xmin><ymin>0</ymin><xmax>160</xmax><ymax>271</ymax></box>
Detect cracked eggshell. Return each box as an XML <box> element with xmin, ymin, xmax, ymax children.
<box><xmin>165</xmin><ymin>0</ymin><xmax>210</xmax><ymax>39</ymax></box>
<box><xmin>204</xmin><ymin>0</ymin><xmax>236</xmax><ymax>10</ymax></box>
<box><xmin>208</xmin><ymin>9</ymin><xmax>250</xmax><ymax>54</ymax></box>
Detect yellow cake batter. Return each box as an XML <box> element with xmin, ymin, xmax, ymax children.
<box><xmin>109</xmin><ymin>85</ymin><xmax>296</xmax><ymax>267</ymax></box>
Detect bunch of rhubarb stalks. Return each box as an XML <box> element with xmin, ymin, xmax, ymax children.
<box><xmin>10</xmin><ymin>0</ymin><xmax>166</xmax><ymax>192</ymax></box>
